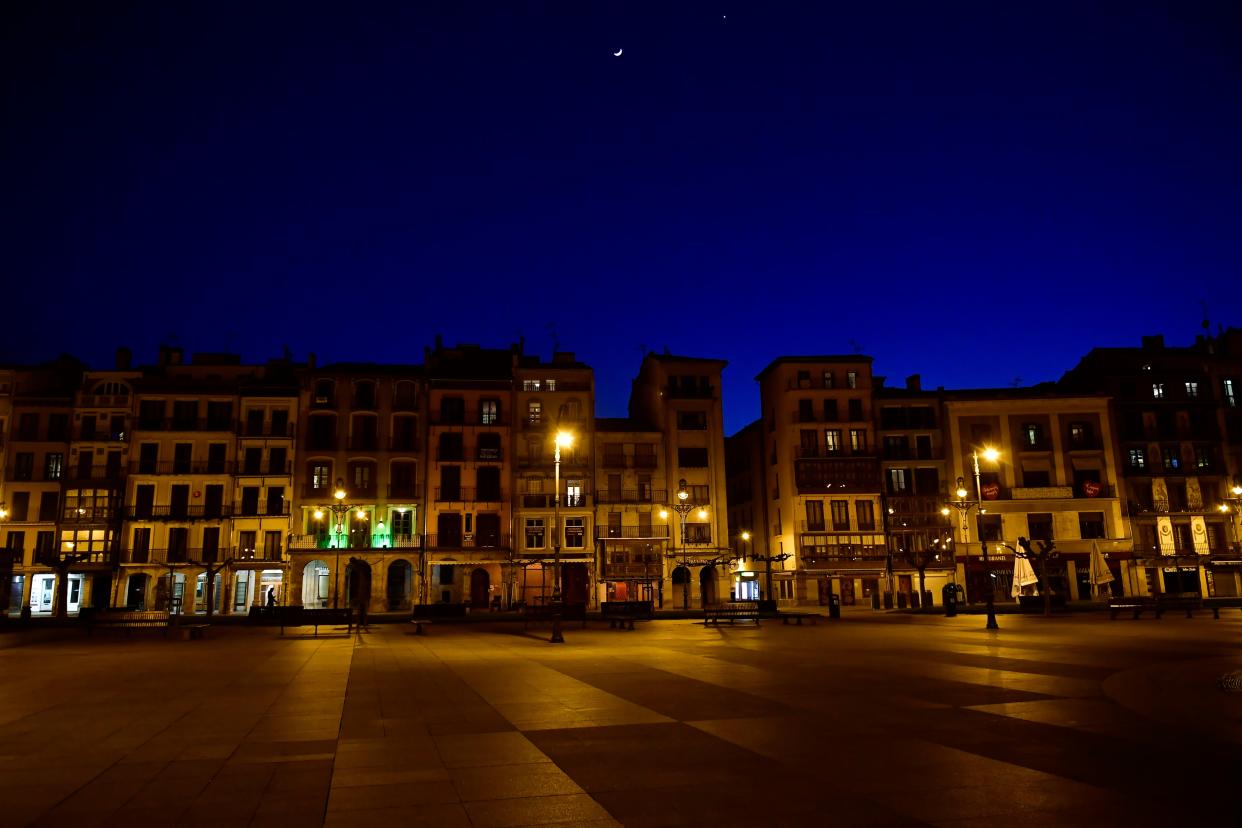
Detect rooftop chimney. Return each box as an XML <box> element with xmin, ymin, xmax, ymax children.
<box><xmin>905</xmin><ymin>373</ymin><xmax>921</xmax><ymax>391</ymax></box>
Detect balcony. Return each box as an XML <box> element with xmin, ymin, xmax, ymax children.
<box><xmin>425</xmin><ymin>533</ymin><xmax>511</xmax><ymax>550</ymax></box>
<box><xmin>125</xmin><ymin>505</ymin><xmax>235</xmax><ymax>520</ymax></box>
<box><xmin>130</xmin><ymin>461</ymin><xmax>234</xmax><ymax>476</ymax></box>
<box><xmin>436</xmin><ymin>448</ymin><xmax>465</xmax><ymax>462</ymax></box>
<box><xmin>77</xmin><ymin>393</ymin><xmax>131</xmax><ymax>408</ymax></box>
<box><xmin>387</xmin><ymin>483</ymin><xmax>422</xmax><ymax>499</ymax></box>
<box><xmin>122</xmin><ymin>547</ymin><xmax>236</xmax><ymax>564</ymax></box>
<box><xmin>794</xmin><ymin>456</ymin><xmax>881</xmax><ymax>494</ymax></box>
<box><xmin>349</xmin><ymin>436</ymin><xmax>380</xmax><ymax>452</ymax></box>
<box><xmin>238</xmin><ymin>422</ymin><xmax>295</xmax><ymax>438</ymax></box>
<box><xmin>74</xmin><ymin>429</ymin><xmax>128</xmax><ymax>443</ymax></box>
<box><xmin>595</xmin><ymin>489</ymin><xmax>666</xmax><ymax>504</ymax></box>
<box><xmin>595</xmin><ymin>525</ymin><xmax>669</xmax><ymax>539</ymax></box>
<box><xmin>134</xmin><ymin>418</ymin><xmax>235</xmax><ymax>432</ymax></box>
<box><xmin>434</xmin><ymin>488</ymin><xmax>506</xmax><ymax>502</ymax></box>
<box><xmin>235</xmin><ymin>461</ymin><xmax>294</xmax><ymax>477</ymax></box>
<box><xmin>430</xmin><ymin>412</ymin><xmax>509</xmax><ymax>427</ymax></box>
<box><xmin>602</xmin><ymin>454</ymin><xmax>627</xmax><ymax>468</ymax></box>
<box><xmin>61</xmin><ymin>507</ymin><xmax>119</xmax><ymax>523</ymax></box>
<box><xmin>633</xmin><ymin>454</ymin><xmax>658</xmax><ymax>469</ymax></box>
<box><xmin>234</xmin><ymin>503</ymin><xmax>292</xmax><ymax>518</ymax></box>
<box><xmin>797</xmin><ymin>520</ymin><xmax>854</xmax><ymax>533</ymax></box>
<box><xmin>519</xmin><ymin>418</ymin><xmax>548</xmax><ymax>430</ymax></box>
<box><xmin>289</xmin><ymin>533</ymin><xmax>423</xmax><ymax>551</ymax></box>
<box><xmin>389</xmin><ymin>437</ymin><xmax>420</xmax><ymax>451</ymax></box>
<box><xmin>65</xmin><ymin>466</ymin><xmax>125</xmax><ymax>484</ymax></box>
<box><xmin>476</xmin><ymin>448</ymin><xmax>503</xmax><ymax>462</ymax></box>
<box><xmin>518</xmin><ymin>455</ymin><xmax>547</xmax><ymax>468</ymax></box>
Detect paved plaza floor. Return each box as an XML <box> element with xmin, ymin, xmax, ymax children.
<box><xmin>2</xmin><ymin>611</ymin><xmax>1241</xmax><ymax>827</ymax></box>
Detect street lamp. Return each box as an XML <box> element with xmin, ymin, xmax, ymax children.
<box><xmin>945</xmin><ymin>447</ymin><xmax>1001</xmax><ymax>630</ymax></box>
<box><xmin>312</xmin><ymin>479</ymin><xmax>358</xmax><ymax>610</ymax></box>
<box><xmin>740</xmin><ymin>528</ymin><xmax>790</xmax><ymax>604</ymax></box>
<box><xmin>1219</xmin><ymin>482</ymin><xmax>1242</xmax><ymax>549</ymax></box>
<box><xmin>549</xmin><ymin>429</ymin><xmax>574</xmax><ymax>644</ymax></box>
<box><xmin>662</xmin><ymin>479</ymin><xmax>707</xmax><ymax>610</ymax></box>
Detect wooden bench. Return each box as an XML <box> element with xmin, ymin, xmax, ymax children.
<box><xmin>278</xmin><ymin>607</ymin><xmax>354</xmax><ymax>635</ymax></box>
<box><xmin>1108</xmin><ymin>598</ymin><xmax>1156</xmax><ymax>620</ymax></box>
<box><xmin>409</xmin><ymin>618</ymin><xmax>431</xmax><ymax>636</ymax></box>
<box><xmin>81</xmin><ymin>609</ymin><xmax>171</xmax><ymax>633</ymax></box>
<box><xmin>779</xmin><ymin>611</ymin><xmax>819</xmax><ymax>626</ymax></box>
<box><xmin>602</xmin><ymin>601</ymin><xmax>653</xmax><ymax>631</ymax></box>
<box><xmin>1155</xmin><ymin>593</ymin><xmax>1215</xmax><ymax>619</ymax></box>
<box><xmin>1205</xmin><ymin>597</ymin><xmax>1242</xmax><ymax>618</ymax></box>
<box><xmin>704</xmin><ymin>602</ymin><xmax>761</xmax><ymax>626</ymax></box>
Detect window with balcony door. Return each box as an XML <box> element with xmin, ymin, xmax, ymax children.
<box><xmin>1078</xmin><ymin>512</ymin><xmax>1105</xmax><ymax>539</ymax></box>
<box><xmin>1027</xmin><ymin>513</ymin><xmax>1054</xmax><ymax>541</ymax></box>
<box><xmin>822</xmin><ymin>370</ymin><xmax>835</xmax><ymax>388</ymax></box>
<box><xmin>525</xmin><ymin>518</ymin><xmax>545</xmax><ymax>549</ymax></box>
<box><xmin>805</xmin><ymin>500</ymin><xmax>825</xmax><ymax>531</ymax></box>
<box><xmin>564</xmin><ymin>517</ymin><xmax>585</xmax><ymax>548</ymax></box>
<box><xmin>1151</xmin><ymin>383</ymin><xmax>1164</xmax><ymax>399</ymax></box>
<box><xmin>856</xmin><ymin>501</ymin><xmax>875</xmax><ymax>531</ymax></box>
<box><xmin>847</xmin><ymin>371</ymin><xmax>858</xmax><ymax>389</ymax></box>
<box><xmin>830</xmin><ymin>500</ymin><xmax>850</xmax><ymax>531</ymax></box>
<box><xmin>849</xmin><ymin>430</ymin><xmax>867</xmax><ymax>452</ymax></box>
<box><xmin>1184</xmin><ymin>381</ymin><xmax>1198</xmax><ymax>398</ymax></box>
<box><xmin>480</xmin><ymin>399</ymin><xmax>499</xmax><ymax>424</ymax></box>
<box><xmin>887</xmin><ymin>468</ymin><xmax>908</xmax><ymax>493</ymax></box>
<box><xmin>527</xmin><ymin>401</ymin><xmax>542</xmax><ymax>424</ymax></box>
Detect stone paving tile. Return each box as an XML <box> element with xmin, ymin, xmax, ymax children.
<box><xmin>463</xmin><ymin>792</ymin><xmax>618</xmax><ymax>827</ymax></box>
<box><xmin>4</xmin><ymin>615</ymin><xmax>1242</xmax><ymax>826</ymax></box>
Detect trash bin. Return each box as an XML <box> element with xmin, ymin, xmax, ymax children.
<box><xmin>942</xmin><ymin>583</ymin><xmax>958</xmax><ymax>617</ymax></box>
<box><xmin>870</xmin><ymin>591</ymin><xmax>881</xmax><ymax>610</ymax></box>
<box><xmin>828</xmin><ymin>594</ymin><xmax>841</xmax><ymax>619</ymax></box>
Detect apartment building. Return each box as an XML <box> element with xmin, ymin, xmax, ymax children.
<box><xmin>942</xmin><ymin>391</ymin><xmax>1130</xmax><ymax>603</ymax></box>
<box><xmin>4</xmin><ymin>359</ymin><xmax>81</xmax><ymax>615</ymax></box>
<box><xmin>628</xmin><ymin>353</ymin><xmax>731</xmax><ymax>609</ymax></box>
<box><xmin>422</xmin><ymin>343</ymin><xmax>514</xmax><ymax>609</ymax></box>
<box><xmin>512</xmin><ymin>352</ymin><xmax>595</xmax><ymax>608</ymax></box>
<box><xmin>875</xmin><ymin>375</ymin><xmax>952</xmax><ymax>605</ymax></box>
<box><xmin>593</xmin><ymin>418</ymin><xmax>669</xmax><ymax>604</ymax></box>
<box><xmin>291</xmin><ymin>361</ymin><xmax>424</xmax><ymax>613</ymax></box>
<box><xmin>748</xmin><ymin>357</ymin><xmax>883</xmax><ymax>607</ymax></box>
<box><xmin>1061</xmin><ymin>332</ymin><xmax>1242</xmax><ymax>598</ymax></box>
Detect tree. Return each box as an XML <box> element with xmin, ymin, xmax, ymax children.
<box><xmin>35</xmin><ymin>548</ymin><xmax>93</xmax><ymax>619</ymax></box>
<box><xmin>194</xmin><ymin>557</ymin><xmax>234</xmax><ymax>621</ymax></box>
<box><xmin>1015</xmin><ymin>536</ymin><xmax>1058</xmax><ymax>617</ymax></box>
<box><xmin>901</xmin><ymin>542</ymin><xmax>949</xmax><ymax>604</ymax></box>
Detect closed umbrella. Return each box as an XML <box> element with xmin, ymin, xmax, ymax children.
<box><xmin>1011</xmin><ymin>554</ymin><xmax>1039</xmax><ymax>598</ymax></box>
<box><xmin>1089</xmin><ymin>541</ymin><xmax>1115</xmax><ymax>597</ymax></box>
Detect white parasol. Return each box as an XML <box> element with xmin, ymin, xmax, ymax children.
<box><xmin>1011</xmin><ymin>553</ymin><xmax>1039</xmax><ymax>598</ymax></box>
<box><xmin>1088</xmin><ymin>541</ymin><xmax>1115</xmax><ymax>596</ymax></box>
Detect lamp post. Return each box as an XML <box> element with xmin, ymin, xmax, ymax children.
<box><xmin>945</xmin><ymin>447</ymin><xmax>1000</xmax><ymax>630</ymax></box>
<box><xmin>312</xmin><ymin>479</ymin><xmax>359</xmax><ymax>610</ymax></box>
<box><xmin>741</xmin><ymin>529</ymin><xmax>790</xmax><ymax>604</ymax></box>
<box><xmin>0</xmin><ymin>501</ymin><xmax>9</xmax><ymax>615</ymax></box>
<box><xmin>550</xmin><ymin>430</ymin><xmax>573</xmax><ymax>644</ymax></box>
<box><xmin>662</xmin><ymin>479</ymin><xmax>707</xmax><ymax>610</ymax></box>
<box><xmin>1218</xmin><ymin>481</ymin><xmax>1242</xmax><ymax>550</ymax></box>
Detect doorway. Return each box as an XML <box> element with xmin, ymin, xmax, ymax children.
<box><xmin>125</xmin><ymin>574</ymin><xmax>149</xmax><ymax>609</ymax></box>
<box><xmin>302</xmin><ymin>560</ymin><xmax>330</xmax><ymax>608</ymax></box>
<box><xmin>699</xmin><ymin>565</ymin><xmax>718</xmax><ymax>607</ymax></box>
<box><xmin>469</xmin><ymin>568</ymin><xmax>489</xmax><ymax>608</ymax></box>
<box><xmin>387</xmin><ymin>560</ymin><xmax>412</xmax><ymax>610</ymax></box>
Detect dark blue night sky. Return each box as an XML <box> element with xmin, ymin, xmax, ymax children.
<box><xmin>4</xmin><ymin>2</ymin><xmax>1240</xmax><ymax>432</ymax></box>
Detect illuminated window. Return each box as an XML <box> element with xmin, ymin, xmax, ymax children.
<box><xmin>856</xmin><ymin>501</ymin><xmax>875</xmax><ymax>530</ymax></box>
<box><xmin>1225</xmin><ymin>379</ymin><xmax>1237</xmax><ymax>407</ymax></box>
<box><xmin>887</xmin><ymin>468</ymin><xmax>908</xmax><ymax>493</ymax></box>
<box><xmin>1184</xmin><ymin>381</ymin><xmax>1198</xmax><ymax>398</ymax></box>
<box><xmin>310</xmin><ymin>463</ymin><xmax>330</xmax><ymax>490</ymax></box>
<box><xmin>1127</xmin><ymin>448</ymin><xmax>1145</xmax><ymax>470</ymax></box>
<box><xmin>1161</xmin><ymin>446</ymin><xmax>1179</xmax><ymax>471</ymax></box>
<box><xmin>527</xmin><ymin>401</ymin><xmax>542</xmax><ymax>423</ymax></box>
<box><xmin>1024</xmin><ymin>424</ymin><xmax>1043</xmax><ymax>447</ymax></box>
<box><xmin>822</xmin><ymin>371</ymin><xmax>834</xmax><ymax>389</ymax></box>
<box><xmin>1195</xmin><ymin>446</ymin><xmax>1212</xmax><ymax>469</ymax></box>
<box><xmin>824</xmin><ymin>429</ymin><xmax>841</xmax><ymax>453</ymax></box>
<box><xmin>849</xmin><ymin>429</ymin><xmax>867</xmax><ymax>452</ymax></box>
<box><xmin>546</xmin><ymin>379</ymin><xmax>556</xmax><ymax>391</ymax></box>
<box><xmin>44</xmin><ymin>453</ymin><xmax>63</xmax><ymax>480</ymax></box>
<box><xmin>847</xmin><ymin>371</ymin><xmax>858</xmax><ymax>389</ymax></box>
<box><xmin>1151</xmin><ymin>383</ymin><xmax>1164</xmax><ymax>399</ymax></box>
<box><xmin>480</xmin><ymin>399</ymin><xmax>499</xmax><ymax>425</ymax></box>
<box><xmin>523</xmin><ymin>380</ymin><xmax>541</xmax><ymax>391</ymax></box>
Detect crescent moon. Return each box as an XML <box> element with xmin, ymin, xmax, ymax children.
<box><xmin>613</xmin><ymin>48</ymin><xmax>623</xmax><ymax>57</ymax></box>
